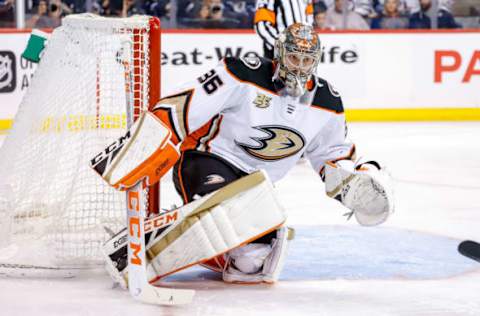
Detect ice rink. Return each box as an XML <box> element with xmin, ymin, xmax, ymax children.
<box><xmin>1</xmin><ymin>122</ymin><xmax>479</xmax><ymax>316</ymax></box>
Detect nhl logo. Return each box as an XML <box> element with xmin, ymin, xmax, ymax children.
<box><xmin>0</xmin><ymin>51</ymin><xmax>16</xmax><ymax>93</ymax></box>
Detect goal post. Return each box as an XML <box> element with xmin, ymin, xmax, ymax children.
<box><xmin>0</xmin><ymin>14</ymin><xmax>161</xmax><ymax>274</ymax></box>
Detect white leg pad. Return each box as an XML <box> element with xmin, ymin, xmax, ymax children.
<box><xmin>146</xmin><ymin>170</ymin><xmax>287</xmax><ymax>282</ymax></box>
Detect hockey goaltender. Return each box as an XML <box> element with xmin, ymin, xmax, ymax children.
<box><xmin>91</xmin><ymin>23</ymin><xmax>394</xmax><ymax>294</ymax></box>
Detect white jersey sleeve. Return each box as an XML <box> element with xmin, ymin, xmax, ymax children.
<box><xmin>304</xmin><ymin>98</ymin><xmax>355</xmax><ymax>175</ymax></box>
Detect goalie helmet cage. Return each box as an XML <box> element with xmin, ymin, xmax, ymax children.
<box><xmin>0</xmin><ymin>14</ymin><xmax>161</xmax><ymax>274</ymax></box>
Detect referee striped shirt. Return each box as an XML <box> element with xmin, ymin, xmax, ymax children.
<box><xmin>254</xmin><ymin>0</ymin><xmax>314</xmax><ymax>54</ymax></box>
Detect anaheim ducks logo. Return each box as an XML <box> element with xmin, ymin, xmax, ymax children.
<box><xmin>235</xmin><ymin>126</ymin><xmax>305</xmax><ymax>161</ymax></box>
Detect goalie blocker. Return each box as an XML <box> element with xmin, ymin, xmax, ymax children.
<box><xmin>90</xmin><ymin>111</ymin><xmax>179</xmax><ymax>191</ymax></box>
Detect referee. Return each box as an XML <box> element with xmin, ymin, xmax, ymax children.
<box><xmin>254</xmin><ymin>0</ymin><xmax>314</xmax><ymax>59</ymax></box>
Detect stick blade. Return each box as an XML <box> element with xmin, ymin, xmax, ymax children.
<box><xmin>458</xmin><ymin>240</ymin><xmax>480</xmax><ymax>263</ymax></box>
<box><xmin>131</xmin><ymin>284</ymin><xmax>195</xmax><ymax>305</ymax></box>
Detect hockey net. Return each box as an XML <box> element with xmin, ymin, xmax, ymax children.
<box><xmin>0</xmin><ymin>14</ymin><xmax>160</xmax><ymax>274</ymax></box>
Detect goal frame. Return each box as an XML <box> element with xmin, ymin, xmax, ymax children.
<box><xmin>0</xmin><ymin>14</ymin><xmax>162</xmax><ymax>273</ymax></box>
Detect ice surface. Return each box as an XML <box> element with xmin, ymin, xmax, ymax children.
<box><xmin>1</xmin><ymin>122</ymin><xmax>479</xmax><ymax>316</ymax></box>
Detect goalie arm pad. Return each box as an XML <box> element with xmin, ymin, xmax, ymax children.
<box><xmin>324</xmin><ymin>159</ymin><xmax>394</xmax><ymax>226</ymax></box>
<box><xmin>90</xmin><ymin>111</ymin><xmax>180</xmax><ymax>190</ymax></box>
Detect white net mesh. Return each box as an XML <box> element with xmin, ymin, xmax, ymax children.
<box><xmin>0</xmin><ymin>14</ymin><xmax>156</xmax><ymax>271</ymax></box>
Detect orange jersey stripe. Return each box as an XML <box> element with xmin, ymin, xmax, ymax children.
<box><xmin>180</xmin><ymin>116</ymin><xmax>217</xmax><ymax>152</ymax></box>
<box><xmin>152</xmin><ymin>109</ymin><xmax>181</xmax><ymax>144</ymax></box>
<box><xmin>152</xmin><ymin>89</ymin><xmax>195</xmax><ymax>144</ymax></box>
<box><xmin>254</xmin><ymin>8</ymin><xmax>276</xmax><ymax>25</ymax></box>
<box><xmin>205</xmin><ymin>115</ymin><xmax>223</xmax><ymax>152</ymax></box>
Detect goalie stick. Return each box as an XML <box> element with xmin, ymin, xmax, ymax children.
<box><xmin>126</xmin><ymin>181</ymin><xmax>194</xmax><ymax>305</ymax></box>
<box><xmin>458</xmin><ymin>240</ymin><xmax>480</xmax><ymax>263</ymax></box>
<box><xmin>121</xmin><ymin>38</ymin><xmax>194</xmax><ymax>305</ymax></box>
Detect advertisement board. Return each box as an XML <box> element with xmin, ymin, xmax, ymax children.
<box><xmin>0</xmin><ymin>32</ymin><xmax>37</xmax><ymax>128</ymax></box>
<box><xmin>1</xmin><ymin>29</ymin><xmax>479</xmax><ymax>129</ymax></box>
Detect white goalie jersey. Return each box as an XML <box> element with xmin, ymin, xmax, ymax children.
<box><xmin>153</xmin><ymin>57</ymin><xmax>355</xmax><ymax>182</ymax></box>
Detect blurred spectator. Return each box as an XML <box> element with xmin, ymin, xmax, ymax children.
<box><xmin>178</xmin><ymin>0</ymin><xmax>240</xmax><ymax>28</ymax></box>
<box><xmin>25</xmin><ymin>0</ymin><xmax>37</xmax><ymax>14</ymax></box>
<box><xmin>0</xmin><ymin>0</ymin><xmax>15</xmax><ymax>27</ymax></box>
<box><xmin>88</xmin><ymin>0</ymin><xmax>112</xmax><ymax>15</ymax></box>
<box><xmin>403</xmin><ymin>0</ymin><xmax>420</xmax><ymax>13</ymax></box>
<box><xmin>50</xmin><ymin>0</ymin><xmax>73</xmax><ymax>16</ymax></box>
<box><xmin>48</xmin><ymin>0</ymin><xmax>63</xmax><ymax>20</ymax></box>
<box><xmin>325</xmin><ymin>0</ymin><xmax>370</xmax><ymax>29</ymax></box>
<box><xmin>408</xmin><ymin>0</ymin><xmax>431</xmax><ymax>28</ymax></box>
<box><xmin>372</xmin><ymin>0</ymin><xmax>417</xmax><ymax>15</ymax></box>
<box><xmin>177</xmin><ymin>0</ymin><xmax>195</xmax><ymax>19</ymax></box>
<box><xmin>354</xmin><ymin>0</ymin><xmax>378</xmax><ymax>19</ymax></box>
<box><xmin>450</xmin><ymin>0</ymin><xmax>480</xmax><ymax>17</ymax></box>
<box><xmin>107</xmin><ymin>0</ymin><xmax>144</xmax><ymax>16</ymax></box>
<box><xmin>438</xmin><ymin>0</ymin><xmax>461</xmax><ymax>28</ymax></box>
<box><xmin>452</xmin><ymin>0</ymin><xmax>479</xmax><ymax>28</ymax></box>
<box><xmin>408</xmin><ymin>0</ymin><xmax>463</xmax><ymax>29</ymax></box>
<box><xmin>313</xmin><ymin>0</ymin><xmax>328</xmax><ymax>29</ymax></box>
<box><xmin>145</xmin><ymin>0</ymin><xmax>174</xmax><ymax>27</ymax></box>
<box><xmin>92</xmin><ymin>0</ymin><xmax>114</xmax><ymax>15</ymax></box>
<box><xmin>254</xmin><ymin>0</ymin><xmax>314</xmax><ymax>59</ymax></box>
<box><xmin>0</xmin><ymin>0</ymin><xmax>473</xmax><ymax>29</ymax></box>
<box><xmin>61</xmin><ymin>0</ymin><xmax>83</xmax><ymax>13</ymax></box>
<box><xmin>26</xmin><ymin>0</ymin><xmax>61</xmax><ymax>27</ymax></box>
<box><xmin>371</xmin><ymin>0</ymin><xmax>408</xmax><ymax>28</ymax></box>
<box><xmin>322</xmin><ymin>0</ymin><xmax>333</xmax><ymax>8</ymax></box>
<box><xmin>203</xmin><ymin>0</ymin><xmax>240</xmax><ymax>28</ymax></box>
<box><xmin>121</xmin><ymin>0</ymin><xmax>145</xmax><ymax>16</ymax></box>
<box><xmin>100</xmin><ymin>0</ymin><xmax>120</xmax><ymax>16</ymax></box>
<box><xmin>225</xmin><ymin>0</ymin><xmax>254</xmax><ymax>28</ymax></box>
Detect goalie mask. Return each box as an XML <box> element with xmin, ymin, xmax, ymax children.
<box><xmin>274</xmin><ymin>23</ymin><xmax>321</xmax><ymax>97</ymax></box>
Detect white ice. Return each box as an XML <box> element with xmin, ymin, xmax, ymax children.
<box><xmin>0</xmin><ymin>122</ymin><xmax>479</xmax><ymax>316</ymax></box>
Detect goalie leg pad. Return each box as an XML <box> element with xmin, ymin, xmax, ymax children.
<box><xmin>146</xmin><ymin>170</ymin><xmax>287</xmax><ymax>282</ymax></box>
<box><xmin>102</xmin><ymin>227</ymin><xmax>129</xmax><ymax>289</ymax></box>
<box><xmin>101</xmin><ymin>171</ymin><xmax>287</xmax><ymax>285</ymax></box>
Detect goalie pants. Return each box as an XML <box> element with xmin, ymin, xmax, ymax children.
<box><xmin>173</xmin><ymin>150</ymin><xmax>248</xmax><ymax>203</ymax></box>
<box><xmin>172</xmin><ymin>150</ymin><xmax>275</xmax><ymax>272</ymax></box>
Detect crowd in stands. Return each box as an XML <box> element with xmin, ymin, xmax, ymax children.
<box><xmin>0</xmin><ymin>0</ymin><xmax>479</xmax><ymax>29</ymax></box>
